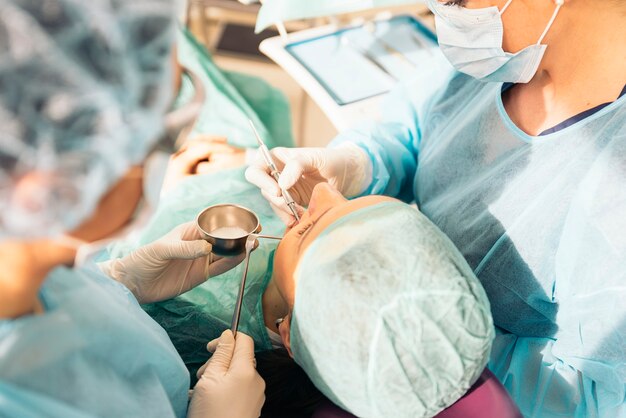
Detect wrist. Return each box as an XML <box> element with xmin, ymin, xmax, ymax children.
<box><xmin>97</xmin><ymin>258</ymin><xmax>140</xmax><ymax>297</ymax></box>
<box><xmin>333</xmin><ymin>143</ymin><xmax>373</xmax><ymax>197</ymax></box>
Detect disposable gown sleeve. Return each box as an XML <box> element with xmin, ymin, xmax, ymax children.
<box><xmin>330</xmin><ymin>54</ymin><xmax>455</xmax><ymax>202</ymax></box>
<box><xmin>490</xmin><ymin>150</ymin><xmax>626</xmax><ymax>418</ymax></box>
<box><xmin>490</xmin><ymin>330</ymin><xmax>625</xmax><ymax>418</ymax></box>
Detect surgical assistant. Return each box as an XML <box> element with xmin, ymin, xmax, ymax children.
<box><xmin>247</xmin><ymin>1</ymin><xmax>626</xmax><ymax>416</ymax></box>
<box><xmin>0</xmin><ymin>1</ymin><xmax>263</xmax><ymax>417</ymax></box>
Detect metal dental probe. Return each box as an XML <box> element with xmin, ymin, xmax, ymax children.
<box><xmin>248</xmin><ymin>120</ymin><xmax>300</xmax><ymax>222</ymax></box>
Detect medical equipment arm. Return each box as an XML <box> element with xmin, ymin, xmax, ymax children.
<box><xmin>188</xmin><ymin>330</ymin><xmax>265</xmax><ymax>418</ymax></box>
<box><xmin>98</xmin><ymin>221</ymin><xmax>245</xmax><ymax>304</ymax></box>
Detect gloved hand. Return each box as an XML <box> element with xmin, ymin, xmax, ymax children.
<box><xmin>245</xmin><ymin>143</ymin><xmax>372</xmax><ymax>225</ymax></box>
<box><xmin>98</xmin><ymin>221</ymin><xmax>244</xmax><ymax>304</ymax></box>
<box><xmin>188</xmin><ymin>330</ymin><xmax>266</xmax><ymax>418</ymax></box>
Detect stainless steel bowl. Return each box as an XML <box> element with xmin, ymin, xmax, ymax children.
<box><xmin>196</xmin><ymin>204</ymin><xmax>261</xmax><ymax>257</ymax></box>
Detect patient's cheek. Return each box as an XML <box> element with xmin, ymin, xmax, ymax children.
<box><xmin>272</xmin><ymin>243</ymin><xmax>298</xmax><ymax>307</ymax></box>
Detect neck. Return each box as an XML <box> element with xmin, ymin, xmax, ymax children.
<box><xmin>0</xmin><ymin>239</ymin><xmax>76</xmax><ymax>318</ymax></box>
<box><xmin>262</xmin><ymin>277</ymin><xmax>290</xmax><ymax>333</ymax></box>
<box><xmin>505</xmin><ymin>4</ymin><xmax>626</xmax><ymax>135</ymax></box>
<box><xmin>542</xmin><ymin>4</ymin><xmax>625</xmax><ymax>95</ymax></box>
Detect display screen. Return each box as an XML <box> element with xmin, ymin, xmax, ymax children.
<box><xmin>285</xmin><ymin>15</ymin><xmax>437</xmax><ymax>105</ymax></box>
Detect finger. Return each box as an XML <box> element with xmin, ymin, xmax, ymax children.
<box><xmin>208</xmin><ymin>251</ymin><xmax>246</xmax><ymax>277</ymax></box>
<box><xmin>201</xmin><ymin>330</ymin><xmax>235</xmax><ymax>377</ymax></box>
<box><xmin>266</xmin><ymin>198</ymin><xmax>297</xmax><ymax>227</ymax></box>
<box><xmin>261</xmin><ymin>189</ymin><xmax>290</xmax><ymax>212</ymax></box>
<box><xmin>245</xmin><ymin>159</ymin><xmax>281</xmax><ymax>197</ymax></box>
<box><xmin>159</xmin><ymin>239</ymin><xmax>212</xmax><ymax>260</ymax></box>
<box><xmin>270</xmin><ymin>147</ymin><xmax>296</xmax><ymax>167</ymax></box>
<box><xmin>277</xmin><ymin>160</ymin><xmax>307</xmax><ymax>190</ymax></box>
<box><xmin>196</xmin><ymin>359</ymin><xmax>209</xmax><ymax>379</ymax></box>
<box><xmin>261</xmin><ymin>190</ymin><xmax>296</xmax><ymax>225</ymax></box>
<box><xmin>176</xmin><ymin>220</ymin><xmax>204</xmax><ymax>241</ymax></box>
<box><xmin>194</xmin><ymin>336</ymin><xmax>222</xmax><ymax>378</ymax></box>
<box><xmin>207</xmin><ymin>337</ymin><xmax>220</xmax><ymax>353</ymax></box>
<box><xmin>229</xmin><ymin>332</ymin><xmax>257</xmax><ymax>373</ymax></box>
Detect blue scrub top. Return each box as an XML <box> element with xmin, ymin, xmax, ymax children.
<box><xmin>0</xmin><ymin>265</ymin><xmax>190</xmax><ymax>417</ymax></box>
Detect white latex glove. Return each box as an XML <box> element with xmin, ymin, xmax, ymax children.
<box><xmin>189</xmin><ymin>330</ymin><xmax>265</xmax><ymax>418</ymax></box>
<box><xmin>98</xmin><ymin>221</ymin><xmax>245</xmax><ymax>304</ymax></box>
<box><xmin>244</xmin><ymin>143</ymin><xmax>372</xmax><ymax>225</ymax></box>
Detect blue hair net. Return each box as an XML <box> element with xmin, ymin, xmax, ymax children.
<box><xmin>291</xmin><ymin>201</ymin><xmax>494</xmax><ymax>418</ymax></box>
<box><xmin>0</xmin><ymin>0</ymin><xmax>176</xmax><ymax>238</ymax></box>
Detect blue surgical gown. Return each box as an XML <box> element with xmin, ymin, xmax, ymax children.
<box><xmin>332</xmin><ymin>55</ymin><xmax>626</xmax><ymax>417</ymax></box>
<box><xmin>0</xmin><ymin>265</ymin><xmax>189</xmax><ymax>417</ymax></box>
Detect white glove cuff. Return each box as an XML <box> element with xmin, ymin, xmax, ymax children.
<box><xmin>334</xmin><ymin>142</ymin><xmax>373</xmax><ymax>198</ymax></box>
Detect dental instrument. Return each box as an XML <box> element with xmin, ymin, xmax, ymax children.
<box><xmin>248</xmin><ymin>120</ymin><xmax>301</xmax><ymax>222</ymax></box>
<box><xmin>230</xmin><ymin>232</ymin><xmax>282</xmax><ymax>336</ymax></box>
<box><xmin>231</xmin><ymin>235</ymin><xmax>256</xmax><ymax>335</ymax></box>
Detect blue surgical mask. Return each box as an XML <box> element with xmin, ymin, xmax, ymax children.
<box><xmin>427</xmin><ymin>0</ymin><xmax>564</xmax><ymax>83</ymax></box>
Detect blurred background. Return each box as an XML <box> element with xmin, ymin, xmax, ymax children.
<box><xmin>184</xmin><ymin>0</ymin><xmax>431</xmax><ymax>147</ymax></box>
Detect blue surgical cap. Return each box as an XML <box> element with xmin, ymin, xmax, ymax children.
<box><xmin>291</xmin><ymin>201</ymin><xmax>495</xmax><ymax>418</ymax></box>
<box><xmin>0</xmin><ymin>0</ymin><xmax>176</xmax><ymax>238</ymax></box>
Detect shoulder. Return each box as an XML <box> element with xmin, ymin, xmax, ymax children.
<box><xmin>381</xmin><ymin>53</ymin><xmax>492</xmax><ymax>125</ymax></box>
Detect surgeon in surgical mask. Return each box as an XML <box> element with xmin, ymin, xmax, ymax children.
<box><xmin>0</xmin><ymin>1</ymin><xmax>263</xmax><ymax>417</ymax></box>
<box><xmin>247</xmin><ymin>1</ymin><xmax>626</xmax><ymax>416</ymax></box>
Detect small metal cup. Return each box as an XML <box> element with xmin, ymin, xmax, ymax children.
<box><xmin>196</xmin><ymin>204</ymin><xmax>261</xmax><ymax>257</ymax></box>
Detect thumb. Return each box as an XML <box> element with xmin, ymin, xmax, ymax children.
<box><xmin>202</xmin><ymin>330</ymin><xmax>235</xmax><ymax>376</ymax></box>
<box><xmin>245</xmin><ymin>151</ymin><xmax>281</xmax><ymax>197</ymax></box>
<box><xmin>229</xmin><ymin>332</ymin><xmax>257</xmax><ymax>374</ymax></box>
<box><xmin>278</xmin><ymin>159</ymin><xmax>306</xmax><ymax>190</ymax></box>
<box><xmin>158</xmin><ymin>239</ymin><xmax>212</xmax><ymax>260</ymax></box>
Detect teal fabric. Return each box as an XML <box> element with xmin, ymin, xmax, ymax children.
<box><xmin>331</xmin><ymin>53</ymin><xmax>626</xmax><ymax>417</ymax></box>
<box><xmin>0</xmin><ymin>266</ymin><xmax>189</xmax><ymax>418</ymax></box>
<box><xmin>106</xmin><ymin>168</ymin><xmax>286</xmax><ymax>382</ymax></box>
<box><xmin>291</xmin><ymin>201</ymin><xmax>494</xmax><ymax>418</ymax></box>
<box><xmin>176</xmin><ymin>29</ymin><xmax>294</xmax><ymax>149</ymax></box>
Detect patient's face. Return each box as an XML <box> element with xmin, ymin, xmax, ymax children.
<box><xmin>273</xmin><ymin>183</ymin><xmax>395</xmax><ymax>307</ymax></box>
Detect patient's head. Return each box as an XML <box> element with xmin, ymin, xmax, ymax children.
<box><xmin>273</xmin><ymin>183</ymin><xmax>396</xmax><ymax>309</ymax></box>
<box><xmin>272</xmin><ymin>183</ymin><xmax>494</xmax><ymax>418</ymax></box>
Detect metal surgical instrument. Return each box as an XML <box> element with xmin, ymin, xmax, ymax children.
<box><xmin>230</xmin><ymin>233</ymin><xmax>282</xmax><ymax>336</ymax></box>
<box><xmin>248</xmin><ymin>120</ymin><xmax>300</xmax><ymax>222</ymax></box>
